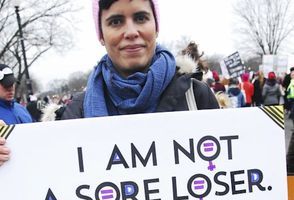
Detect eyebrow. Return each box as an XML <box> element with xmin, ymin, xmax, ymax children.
<box><xmin>105</xmin><ymin>14</ymin><xmax>124</xmax><ymax>23</ymax></box>
<box><xmin>133</xmin><ymin>11</ymin><xmax>151</xmax><ymax>17</ymax></box>
<box><xmin>105</xmin><ymin>11</ymin><xmax>152</xmax><ymax>22</ymax></box>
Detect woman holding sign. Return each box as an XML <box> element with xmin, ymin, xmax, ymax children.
<box><xmin>0</xmin><ymin>0</ymin><xmax>219</xmax><ymax>165</ymax></box>
<box><xmin>59</xmin><ymin>0</ymin><xmax>219</xmax><ymax>119</ymax></box>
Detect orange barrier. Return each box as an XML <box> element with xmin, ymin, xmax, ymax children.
<box><xmin>289</xmin><ymin>176</ymin><xmax>294</xmax><ymax>200</ymax></box>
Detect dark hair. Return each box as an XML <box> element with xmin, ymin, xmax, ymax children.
<box><xmin>98</xmin><ymin>0</ymin><xmax>157</xmax><ymax>38</ymax></box>
<box><xmin>98</xmin><ymin>0</ymin><xmax>117</xmax><ymax>39</ymax></box>
<box><xmin>229</xmin><ymin>78</ymin><xmax>239</xmax><ymax>85</ymax></box>
<box><xmin>99</xmin><ymin>0</ymin><xmax>118</xmax><ymax>10</ymax></box>
<box><xmin>99</xmin><ymin>0</ymin><xmax>156</xmax><ymax>14</ymax></box>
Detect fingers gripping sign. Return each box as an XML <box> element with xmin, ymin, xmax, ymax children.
<box><xmin>0</xmin><ymin>137</ymin><xmax>10</xmax><ymax>166</ymax></box>
<box><xmin>0</xmin><ymin>119</ymin><xmax>10</xmax><ymax>166</ymax></box>
<box><xmin>0</xmin><ymin>119</ymin><xmax>6</xmax><ymax>126</ymax></box>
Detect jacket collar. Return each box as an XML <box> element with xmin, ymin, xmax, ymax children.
<box><xmin>156</xmin><ymin>73</ymin><xmax>191</xmax><ymax>112</ymax></box>
<box><xmin>0</xmin><ymin>98</ymin><xmax>14</xmax><ymax>108</ymax></box>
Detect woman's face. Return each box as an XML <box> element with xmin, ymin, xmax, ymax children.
<box><xmin>100</xmin><ymin>0</ymin><xmax>157</xmax><ymax>77</ymax></box>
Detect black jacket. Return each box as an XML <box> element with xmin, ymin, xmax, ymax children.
<box><xmin>61</xmin><ymin>72</ymin><xmax>219</xmax><ymax>120</ymax></box>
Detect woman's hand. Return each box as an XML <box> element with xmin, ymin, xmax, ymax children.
<box><xmin>0</xmin><ymin>120</ymin><xmax>10</xmax><ymax>166</ymax></box>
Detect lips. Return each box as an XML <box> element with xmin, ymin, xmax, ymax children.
<box><xmin>6</xmin><ymin>93</ymin><xmax>14</xmax><ymax>101</ymax></box>
<box><xmin>7</xmin><ymin>92</ymin><xmax>14</xmax><ymax>97</ymax></box>
<box><xmin>120</xmin><ymin>44</ymin><xmax>145</xmax><ymax>53</ymax></box>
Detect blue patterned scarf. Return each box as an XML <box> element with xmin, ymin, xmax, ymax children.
<box><xmin>84</xmin><ymin>45</ymin><xmax>176</xmax><ymax>117</ymax></box>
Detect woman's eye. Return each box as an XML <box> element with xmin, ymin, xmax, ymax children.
<box><xmin>135</xmin><ymin>15</ymin><xmax>148</xmax><ymax>23</ymax></box>
<box><xmin>109</xmin><ymin>18</ymin><xmax>122</xmax><ymax>26</ymax></box>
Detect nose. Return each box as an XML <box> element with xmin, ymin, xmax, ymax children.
<box><xmin>123</xmin><ymin>19</ymin><xmax>139</xmax><ymax>40</ymax></box>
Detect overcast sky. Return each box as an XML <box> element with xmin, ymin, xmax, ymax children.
<box><xmin>31</xmin><ymin>0</ymin><xmax>236</xmax><ymax>91</ymax></box>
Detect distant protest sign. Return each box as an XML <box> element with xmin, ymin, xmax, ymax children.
<box><xmin>220</xmin><ymin>51</ymin><xmax>244</xmax><ymax>79</ymax></box>
<box><xmin>0</xmin><ymin>106</ymin><xmax>287</xmax><ymax>199</ymax></box>
<box><xmin>261</xmin><ymin>55</ymin><xmax>288</xmax><ymax>77</ymax></box>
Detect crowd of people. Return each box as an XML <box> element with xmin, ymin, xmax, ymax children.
<box><xmin>2</xmin><ymin>64</ymin><xmax>294</xmax><ymax>124</ymax></box>
<box><xmin>204</xmin><ymin>69</ymin><xmax>289</xmax><ymax>109</ymax></box>
<box><xmin>0</xmin><ymin>0</ymin><xmax>293</xmax><ymax>176</ymax></box>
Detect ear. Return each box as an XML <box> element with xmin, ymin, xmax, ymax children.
<box><xmin>100</xmin><ymin>39</ymin><xmax>105</xmax><ymax>46</ymax></box>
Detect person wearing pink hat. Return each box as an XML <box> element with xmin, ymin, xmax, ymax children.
<box><xmin>58</xmin><ymin>0</ymin><xmax>218</xmax><ymax>119</ymax></box>
<box><xmin>262</xmin><ymin>71</ymin><xmax>281</xmax><ymax>106</ymax></box>
<box><xmin>0</xmin><ymin>0</ymin><xmax>219</xmax><ymax>166</ymax></box>
<box><xmin>252</xmin><ymin>71</ymin><xmax>265</xmax><ymax>106</ymax></box>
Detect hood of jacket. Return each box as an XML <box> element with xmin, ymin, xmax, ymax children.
<box><xmin>228</xmin><ymin>86</ymin><xmax>241</xmax><ymax>96</ymax></box>
<box><xmin>265</xmin><ymin>79</ymin><xmax>277</xmax><ymax>86</ymax></box>
<box><xmin>0</xmin><ymin>98</ymin><xmax>14</xmax><ymax>108</ymax></box>
<box><xmin>175</xmin><ymin>55</ymin><xmax>197</xmax><ymax>74</ymax></box>
<box><xmin>175</xmin><ymin>55</ymin><xmax>203</xmax><ymax>80</ymax></box>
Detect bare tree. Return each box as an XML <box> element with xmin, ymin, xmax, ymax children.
<box><xmin>0</xmin><ymin>0</ymin><xmax>79</xmax><ymax>94</ymax></box>
<box><xmin>47</xmin><ymin>78</ymin><xmax>68</xmax><ymax>94</ymax></box>
<box><xmin>160</xmin><ymin>35</ymin><xmax>192</xmax><ymax>56</ymax></box>
<box><xmin>234</xmin><ymin>0</ymin><xmax>294</xmax><ymax>56</ymax></box>
<box><xmin>243</xmin><ymin>56</ymin><xmax>262</xmax><ymax>72</ymax></box>
<box><xmin>161</xmin><ymin>36</ymin><xmax>221</xmax><ymax>73</ymax></box>
<box><xmin>67</xmin><ymin>71</ymin><xmax>90</xmax><ymax>92</ymax></box>
<box><xmin>204</xmin><ymin>54</ymin><xmax>224</xmax><ymax>73</ymax></box>
<box><xmin>15</xmin><ymin>75</ymin><xmax>40</xmax><ymax>99</ymax></box>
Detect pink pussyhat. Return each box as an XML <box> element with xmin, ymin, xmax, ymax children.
<box><xmin>92</xmin><ymin>0</ymin><xmax>160</xmax><ymax>40</ymax></box>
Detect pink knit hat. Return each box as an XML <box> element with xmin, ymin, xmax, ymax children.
<box><xmin>92</xmin><ymin>0</ymin><xmax>160</xmax><ymax>40</ymax></box>
<box><xmin>268</xmin><ymin>71</ymin><xmax>276</xmax><ymax>80</ymax></box>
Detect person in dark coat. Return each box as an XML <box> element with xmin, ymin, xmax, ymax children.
<box><xmin>26</xmin><ymin>95</ymin><xmax>44</xmax><ymax>122</ymax></box>
<box><xmin>283</xmin><ymin>67</ymin><xmax>294</xmax><ymax>111</ymax></box>
<box><xmin>0</xmin><ymin>0</ymin><xmax>219</xmax><ymax>166</ymax></box>
<box><xmin>58</xmin><ymin>0</ymin><xmax>219</xmax><ymax>119</ymax></box>
<box><xmin>252</xmin><ymin>71</ymin><xmax>265</xmax><ymax>106</ymax></box>
<box><xmin>286</xmin><ymin>70</ymin><xmax>294</xmax><ymax>173</ymax></box>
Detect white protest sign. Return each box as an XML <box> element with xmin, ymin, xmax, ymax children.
<box><xmin>262</xmin><ymin>55</ymin><xmax>288</xmax><ymax>77</ymax></box>
<box><xmin>221</xmin><ymin>52</ymin><xmax>244</xmax><ymax>79</ymax></box>
<box><xmin>0</xmin><ymin>106</ymin><xmax>287</xmax><ymax>200</ymax></box>
<box><xmin>277</xmin><ymin>55</ymin><xmax>288</xmax><ymax>75</ymax></box>
<box><xmin>220</xmin><ymin>60</ymin><xmax>230</xmax><ymax>79</ymax></box>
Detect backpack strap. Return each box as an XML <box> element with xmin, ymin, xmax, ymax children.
<box><xmin>185</xmin><ymin>78</ymin><xmax>198</xmax><ymax>110</ymax></box>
